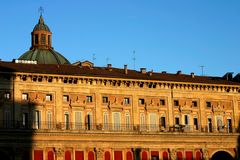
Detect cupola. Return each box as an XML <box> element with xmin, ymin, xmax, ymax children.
<box><xmin>18</xmin><ymin>15</ymin><xmax>70</xmax><ymax>65</ymax></box>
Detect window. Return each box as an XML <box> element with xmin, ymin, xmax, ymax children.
<box><xmin>125</xmin><ymin>113</ymin><xmax>131</xmax><ymax>130</ymax></box>
<box><xmin>22</xmin><ymin>93</ymin><xmax>28</xmax><ymax>100</ymax></box>
<box><xmin>63</xmin><ymin>95</ymin><xmax>69</xmax><ymax>102</ymax></box>
<box><xmin>184</xmin><ymin>115</ymin><xmax>189</xmax><ymax>125</ymax></box>
<box><xmin>175</xmin><ymin>117</ymin><xmax>180</xmax><ymax>125</ymax></box>
<box><xmin>206</xmin><ymin>101</ymin><xmax>211</xmax><ymax>108</ymax></box>
<box><xmin>35</xmin><ymin>34</ymin><xmax>39</xmax><ymax>44</ymax></box>
<box><xmin>46</xmin><ymin>94</ymin><xmax>52</xmax><ymax>101</ymax></box>
<box><xmin>75</xmin><ymin>111</ymin><xmax>82</xmax><ymax>129</ymax></box>
<box><xmin>149</xmin><ymin>113</ymin><xmax>157</xmax><ymax>130</ymax></box>
<box><xmin>47</xmin><ymin>111</ymin><xmax>52</xmax><ymax>129</ymax></box>
<box><xmin>112</xmin><ymin>112</ymin><xmax>121</xmax><ymax>130</ymax></box>
<box><xmin>102</xmin><ymin>96</ymin><xmax>108</xmax><ymax>103</ymax></box>
<box><xmin>41</xmin><ymin>34</ymin><xmax>46</xmax><ymax>45</ymax></box>
<box><xmin>140</xmin><ymin>113</ymin><xmax>146</xmax><ymax>130</ymax></box>
<box><xmin>86</xmin><ymin>96</ymin><xmax>93</xmax><ymax>103</ymax></box>
<box><xmin>139</xmin><ymin>98</ymin><xmax>145</xmax><ymax>105</ymax></box>
<box><xmin>4</xmin><ymin>110</ymin><xmax>11</xmax><ymax>128</ymax></box>
<box><xmin>160</xmin><ymin>99</ymin><xmax>165</xmax><ymax>106</ymax></box>
<box><xmin>86</xmin><ymin>112</ymin><xmax>93</xmax><ymax>130</ymax></box>
<box><xmin>34</xmin><ymin>110</ymin><xmax>41</xmax><ymax>129</ymax></box>
<box><xmin>103</xmin><ymin>112</ymin><xmax>109</xmax><ymax>130</ymax></box>
<box><xmin>194</xmin><ymin>117</ymin><xmax>198</xmax><ymax>130</ymax></box>
<box><xmin>4</xmin><ymin>92</ymin><xmax>10</xmax><ymax>100</ymax></box>
<box><xmin>174</xmin><ymin>100</ymin><xmax>179</xmax><ymax>107</ymax></box>
<box><xmin>208</xmin><ymin>118</ymin><xmax>212</xmax><ymax>132</ymax></box>
<box><xmin>192</xmin><ymin>101</ymin><xmax>198</xmax><ymax>107</ymax></box>
<box><xmin>124</xmin><ymin>97</ymin><xmax>130</xmax><ymax>105</ymax></box>
<box><xmin>22</xmin><ymin>113</ymin><xmax>29</xmax><ymax>128</ymax></box>
<box><xmin>160</xmin><ymin>117</ymin><xmax>166</xmax><ymax>128</ymax></box>
<box><xmin>64</xmin><ymin>113</ymin><xmax>70</xmax><ymax>130</ymax></box>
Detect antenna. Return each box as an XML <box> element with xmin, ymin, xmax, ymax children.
<box><xmin>106</xmin><ymin>57</ymin><xmax>109</xmax><ymax>64</ymax></box>
<box><xmin>38</xmin><ymin>6</ymin><xmax>44</xmax><ymax>16</ymax></box>
<box><xmin>133</xmin><ymin>50</ymin><xmax>136</xmax><ymax>70</ymax></box>
<box><xmin>92</xmin><ymin>53</ymin><xmax>96</xmax><ymax>63</ymax></box>
<box><xmin>200</xmin><ymin>65</ymin><xmax>204</xmax><ymax>76</ymax></box>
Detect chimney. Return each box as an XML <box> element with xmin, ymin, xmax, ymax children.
<box><xmin>124</xmin><ymin>65</ymin><xmax>128</xmax><ymax>74</ymax></box>
<box><xmin>223</xmin><ymin>72</ymin><xmax>233</xmax><ymax>81</ymax></box>
<box><xmin>107</xmin><ymin>64</ymin><xmax>112</xmax><ymax>71</ymax></box>
<box><xmin>140</xmin><ymin>68</ymin><xmax>146</xmax><ymax>74</ymax></box>
<box><xmin>162</xmin><ymin>71</ymin><xmax>167</xmax><ymax>74</ymax></box>
<box><xmin>177</xmin><ymin>70</ymin><xmax>182</xmax><ymax>75</ymax></box>
<box><xmin>149</xmin><ymin>69</ymin><xmax>153</xmax><ymax>76</ymax></box>
<box><xmin>190</xmin><ymin>72</ymin><xmax>195</xmax><ymax>78</ymax></box>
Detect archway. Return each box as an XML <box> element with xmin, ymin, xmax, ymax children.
<box><xmin>211</xmin><ymin>151</ymin><xmax>234</xmax><ymax>160</ymax></box>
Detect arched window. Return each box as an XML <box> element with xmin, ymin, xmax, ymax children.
<box><xmin>151</xmin><ymin>151</ymin><xmax>159</xmax><ymax>160</ymax></box>
<box><xmin>140</xmin><ymin>113</ymin><xmax>146</xmax><ymax>130</ymax></box>
<box><xmin>47</xmin><ymin>111</ymin><xmax>52</xmax><ymax>129</ymax></box>
<box><xmin>48</xmin><ymin>151</ymin><xmax>54</xmax><ymax>160</ymax></box>
<box><xmin>88</xmin><ymin>151</ymin><xmax>94</xmax><ymax>160</ymax></box>
<box><xmin>162</xmin><ymin>151</ymin><xmax>168</xmax><ymax>160</ymax></box>
<box><xmin>196</xmin><ymin>151</ymin><xmax>202</xmax><ymax>160</ymax></box>
<box><xmin>125</xmin><ymin>113</ymin><xmax>131</xmax><ymax>130</ymax></box>
<box><xmin>142</xmin><ymin>151</ymin><xmax>148</xmax><ymax>160</ymax></box>
<box><xmin>64</xmin><ymin>112</ymin><xmax>70</xmax><ymax>130</ymax></box>
<box><xmin>75</xmin><ymin>111</ymin><xmax>82</xmax><ymax>130</ymax></box>
<box><xmin>126</xmin><ymin>151</ymin><xmax>133</xmax><ymax>160</ymax></box>
<box><xmin>86</xmin><ymin>112</ymin><xmax>93</xmax><ymax>130</ymax></box>
<box><xmin>177</xmin><ymin>152</ymin><xmax>182</xmax><ymax>160</ymax></box>
<box><xmin>104</xmin><ymin>151</ymin><xmax>110</xmax><ymax>160</ymax></box>
<box><xmin>185</xmin><ymin>151</ymin><xmax>193</xmax><ymax>160</ymax></box>
<box><xmin>75</xmin><ymin>151</ymin><xmax>84</xmax><ymax>160</ymax></box>
<box><xmin>65</xmin><ymin>151</ymin><xmax>71</xmax><ymax>160</ymax></box>
<box><xmin>149</xmin><ymin>113</ymin><xmax>157</xmax><ymax>130</ymax></box>
<box><xmin>34</xmin><ymin>150</ymin><xmax>43</xmax><ymax>160</ymax></box>
<box><xmin>103</xmin><ymin>112</ymin><xmax>109</xmax><ymax>130</ymax></box>
<box><xmin>114</xmin><ymin>151</ymin><xmax>122</xmax><ymax>160</ymax></box>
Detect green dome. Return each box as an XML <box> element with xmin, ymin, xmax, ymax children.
<box><xmin>18</xmin><ymin>48</ymin><xmax>70</xmax><ymax>64</ymax></box>
<box><xmin>33</xmin><ymin>15</ymin><xmax>51</xmax><ymax>32</ymax></box>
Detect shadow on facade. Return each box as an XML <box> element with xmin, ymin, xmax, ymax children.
<box><xmin>0</xmin><ymin>68</ymin><xmax>35</xmax><ymax>160</ymax></box>
<box><xmin>235</xmin><ymin>120</ymin><xmax>240</xmax><ymax>160</ymax></box>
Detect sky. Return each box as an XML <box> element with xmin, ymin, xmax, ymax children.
<box><xmin>0</xmin><ymin>1</ymin><xmax>240</xmax><ymax>77</ymax></box>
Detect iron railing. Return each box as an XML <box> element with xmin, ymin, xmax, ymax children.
<box><xmin>0</xmin><ymin>121</ymin><xmax>237</xmax><ymax>134</ymax></box>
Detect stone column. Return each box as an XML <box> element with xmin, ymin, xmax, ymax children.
<box><xmin>55</xmin><ymin>148</ymin><xmax>64</xmax><ymax>160</ymax></box>
<box><xmin>201</xmin><ymin>148</ymin><xmax>209</xmax><ymax>160</ymax></box>
<box><xmin>95</xmin><ymin>148</ymin><xmax>104</xmax><ymax>160</ymax></box>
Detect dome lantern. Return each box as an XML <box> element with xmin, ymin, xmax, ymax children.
<box><xmin>18</xmin><ymin>16</ymin><xmax>70</xmax><ymax>65</ymax></box>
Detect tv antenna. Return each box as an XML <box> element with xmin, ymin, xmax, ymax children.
<box><xmin>92</xmin><ymin>53</ymin><xmax>96</xmax><ymax>63</ymax></box>
<box><xmin>200</xmin><ymin>65</ymin><xmax>204</xmax><ymax>76</ymax></box>
<box><xmin>38</xmin><ymin>6</ymin><xmax>44</xmax><ymax>16</ymax></box>
<box><xmin>133</xmin><ymin>50</ymin><xmax>136</xmax><ymax>70</ymax></box>
<box><xmin>106</xmin><ymin>57</ymin><xmax>109</xmax><ymax>64</ymax></box>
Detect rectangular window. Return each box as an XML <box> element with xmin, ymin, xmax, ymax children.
<box><xmin>160</xmin><ymin>99</ymin><xmax>165</xmax><ymax>106</ymax></box>
<box><xmin>86</xmin><ymin>96</ymin><xmax>93</xmax><ymax>103</ymax></box>
<box><xmin>184</xmin><ymin>115</ymin><xmax>189</xmax><ymax>125</ymax></box>
<box><xmin>64</xmin><ymin>113</ymin><xmax>70</xmax><ymax>130</ymax></box>
<box><xmin>124</xmin><ymin>97</ymin><xmax>130</xmax><ymax>105</ymax></box>
<box><xmin>75</xmin><ymin>111</ymin><xmax>82</xmax><ymax>130</ymax></box>
<box><xmin>22</xmin><ymin>93</ymin><xmax>28</xmax><ymax>100</ymax></box>
<box><xmin>140</xmin><ymin>113</ymin><xmax>146</xmax><ymax>130</ymax></box>
<box><xmin>139</xmin><ymin>98</ymin><xmax>145</xmax><ymax>105</ymax></box>
<box><xmin>206</xmin><ymin>101</ymin><xmax>211</xmax><ymax>108</ymax></box>
<box><xmin>194</xmin><ymin>117</ymin><xmax>198</xmax><ymax>130</ymax></box>
<box><xmin>113</xmin><ymin>112</ymin><xmax>121</xmax><ymax>130</ymax></box>
<box><xmin>175</xmin><ymin>117</ymin><xmax>180</xmax><ymax>125</ymax></box>
<box><xmin>23</xmin><ymin>113</ymin><xmax>29</xmax><ymax>128</ymax></box>
<box><xmin>103</xmin><ymin>112</ymin><xmax>109</xmax><ymax>130</ymax></box>
<box><xmin>63</xmin><ymin>95</ymin><xmax>69</xmax><ymax>102</ymax></box>
<box><xmin>46</xmin><ymin>94</ymin><xmax>52</xmax><ymax>101</ymax></box>
<box><xmin>102</xmin><ymin>96</ymin><xmax>108</xmax><ymax>103</ymax></box>
<box><xmin>192</xmin><ymin>101</ymin><xmax>198</xmax><ymax>107</ymax></box>
<box><xmin>125</xmin><ymin>113</ymin><xmax>131</xmax><ymax>130</ymax></box>
<box><xmin>160</xmin><ymin>117</ymin><xmax>166</xmax><ymax>128</ymax></box>
<box><xmin>174</xmin><ymin>100</ymin><xmax>179</xmax><ymax>107</ymax></box>
<box><xmin>47</xmin><ymin>111</ymin><xmax>52</xmax><ymax>129</ymax></box>
<box><xmin>149</xmin><ymin>113</ymin><xmax>157</xmax><ymax>130</ymax></box>
<box><xmin>4</xmin><ymin>92</ymin><xmax>10</xmax><ymax>100</ymax></box>
<box><xmin>34</xmin><ymin>110</ymin><xmax>41</xmax><ymax>129</ymax></box>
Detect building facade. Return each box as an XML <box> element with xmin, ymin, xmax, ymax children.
<box><xmin>0</xmin><ymin>16</ymin><xmax>239</xmax><ymax>160</ymax></box>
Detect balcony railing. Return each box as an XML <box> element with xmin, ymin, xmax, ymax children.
<box><xmin>0</xmin><ymin>121</ymin><xmax>238</xmax><ymax>134</ymax></box>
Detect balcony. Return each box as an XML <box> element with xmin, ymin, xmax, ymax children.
<box><xmin>0</xmin><ymin>121</ymin><xmax>237</xmax><ymax>134</ymax></box>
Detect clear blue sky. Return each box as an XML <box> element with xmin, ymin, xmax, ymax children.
<box><xmin>0</xmin><ymin>1</ymin><xmax>240</xmax><ymax>77</ymax></box>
